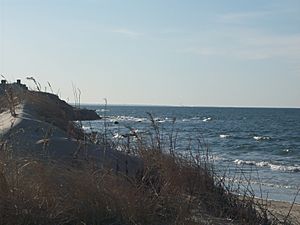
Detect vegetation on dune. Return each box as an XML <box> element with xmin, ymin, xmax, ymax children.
<box><xmin>0</xmin><ymin>124</ymin><xmax>294</xmax><ymax>224</ymax></box>
<box><xmin>0</xmin><ymin>147</ymin><xmax>280</xmax><ymax>225</ymax></box>
<box><xmin>0</xmin><ymin>81</ymin><xmax>297</xmax><ymax>225</ymax></box>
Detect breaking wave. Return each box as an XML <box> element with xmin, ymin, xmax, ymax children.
<box><xmin>234</xmin><ymin>159</ymin><xmax>300</xmax><ymax>172</ymax></box>
<box><xmin>253</xmin><ymin>136</ymin><xmax>271</xmax><ymax>141</ymax></box>
<box><xmin>220</xmin><ymin>134</ymin><xmax>230</xmax><ymax>138</ymax></box>
<box><xmin>109</xmin><ymin>115</ymin><xmax>147</xmax><ymax>123</ymax></box>
<box><xmin>203</xmin><ymin>117</ymin><xmax>212</xmax><ymax>122</ymax></box>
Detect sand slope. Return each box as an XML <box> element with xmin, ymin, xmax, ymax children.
<box><xmin>267</xmin><ymin>200</ymin><xmax>300</xmax><ymax>224</ymax></box>
<box><xmin>0</xmin><ymin>101</ymin><xmax>142</xmax><ymax>176</ymax></box>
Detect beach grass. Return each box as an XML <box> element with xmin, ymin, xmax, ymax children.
<box><xmin>1</xmin><ymin>137</ymin><xmax>295</xmax><ymax>225</ymax></box>
<box><xmin>0</xmin><ymin>84</ymin><xmax>298</xmax><ymax>225</ymax></box>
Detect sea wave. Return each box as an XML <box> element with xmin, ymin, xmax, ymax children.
<box><xmin>181</xmin><ymin>117</ymin><xmax>203</xmax><ymax>122</ymax></box>
<box><xmin>109</xmin><ymin>115</ymin><xmax>147</xmax><ymax>123</ymax></box>
<box><xmin>211</xmin><ymin>155</ymin><xmax>225</xmax><ymax>161</ymax></box>
<box><xmin>224</xmin><ymin>177</ymin><xmax>296</xmax><ymax>190</ymax></box>
<box><xmin>203</xmin><ymin>117</ymin><xmax>212</xmax><ymax>122</ymax></box>
<box><xmin>82</xmin><ymin>126</ymin><xmax>92</xmax><ymax>132</ymax></box>
<box><xmin>234</xmin><ymin>159</ymin><xmax>300</xmax><ymax>172</ymax></box>
<box><xmin>113</xmin><ymin>133</ymin><xmax>124</xmax><ymax>139</ymax></box>
<box><xmin>182</xmin><ymin>119</ymin><xmax>190</xmax><ymax>122</ymax></box>
<box><xmin>234</xmin><ymin>159</ymin><xmax>257</xmax><ymax>166</ymax></box>
<box><xmin>253</xmin><ymin>136</ymin><xmax>270</xmax><ymax>141</ymax></box>
<box><xmin>108</xmin><ymin>116</ymin><xmax>177</xmax><ymax>123</ymax></box>
<box><xmin>220</xmin><ymin>134</ymin><xmax>230</xmax><ymax>138</ymax></box>
<box><xmin>269</xmin><ymin>164</ymin><xmax>300</xmax><ymax>172</ymax></box>
<box><xmin>154</xmin><ymin>117</ymin><xmax>169</xmax><ymax>123</ymax></box>
<box><xmin>96</xmin><ymin>109</ymin><xmax>110</xmax><ymax>113</ymax></box>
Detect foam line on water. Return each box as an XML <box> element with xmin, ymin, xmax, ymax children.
<box><xmin>234</xmin><ymin>159</ymin><xmax>300</xmax><ymax>172</ymax></box>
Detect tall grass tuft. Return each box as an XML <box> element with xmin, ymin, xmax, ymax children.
<box><xmin>0</xmin><ymin>86</ymin><xmax>296</xmax><ymax>225</ymax></box>
<box><xmin>0</xmin><ymin>121</ymin><xmax>294</xmax><ymax>225</ymax></box>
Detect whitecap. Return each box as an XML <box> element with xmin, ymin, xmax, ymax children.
<box><xmin>113</xmin><ymin>133</ymin><xmax>124</xmax><ymax>139</ymax></box>
<box><xmin>234</xmin><ymin>159</ymin><xmax>300</xmax><ymax>173</ymax></box>
<box><xmin>220</xmin><ymin>134</ymin><xmax>230</xmax><ymax>138</ymax></box>
<box><xmin>269</xmin><ymin>164</ymin><xmax>300</xmax><ymax>172</ymax></box>
<box><xmin>234</xmin><ymin>159</ymin><xmax>256</xmax><ymax>166</ymax></box>
<box><xmin>203</xmin><ymin>117</ymin><xmax>212</xmax><ymax>122</ymax></box>
<box><xmin>112</xmin><ymin>115</ymin><xmax>147</xmax><ymax>123</ymax></box>
<box><xmin>234</xmin><ymin>159</ymin><xmax>269</xmax><ymax>167</ymax></box>
<box><xmin>82</xmin><ymin>126</ymin><xmax>91</xmax><ymax>131</ymax></box>
<box><xmin>255</xmin><ymin>161</ymin><xmax>269</xmax><ymax>167</ymax></box>
<box><xmin>154</xmin><ymin>118</ymin><xmax>166</xmax><ymax>123</ymax></box>
<box><xmin>130</xmin><ymin>129</ymin><xmax>139</xmax><ymax>135</ymax></box>
<box><xmin>253</xmin><ymin>136</ymin><xmax>270</xmax><ymax>141</ymax></box>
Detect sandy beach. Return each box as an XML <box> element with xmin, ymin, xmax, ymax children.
<box><xmin>267</xmin><ymin>199</ymin><xmax>300</xmax><ymax>224</ymax></box>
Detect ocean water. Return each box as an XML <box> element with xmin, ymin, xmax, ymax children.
<box><xmin>81</xmin><ymin>105</ymin><xmax>300</xmax><ymax>203</ymax></box>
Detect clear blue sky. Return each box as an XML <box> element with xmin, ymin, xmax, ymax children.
<box><xmin>0</xmin><ymin>0</ymin><xmax>299</xmax><ymax>107</ymax></box>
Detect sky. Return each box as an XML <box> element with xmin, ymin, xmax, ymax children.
<box><xmin>0</xmin><ymin>0</ymin><xmax>299</xmax><ymax>107</ymax></box>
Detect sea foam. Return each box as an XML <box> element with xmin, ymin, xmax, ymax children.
<box><xmin>203</xmin><ymin>117</ymin><xmax>212</xmax><ymax>122</ymax></box>
<box><xmin>234</xmin><ymin>159</ymin><xmax>300</xmax><ymax>172</ymax></box>
<box><xmin>220</xmin><ymin>134</ymin><xmax>230</xmax><ymax>138</ymax></box>
<box><xmin>253</xmin><ymin>136</ymin><xmax>270</xmax><ymax>141</ymax></box>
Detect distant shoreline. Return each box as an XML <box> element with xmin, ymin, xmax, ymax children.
<box><xmin>77</xmin><ymin>103</ymin><xmax>300</xmax><ymax>109</ymax></box>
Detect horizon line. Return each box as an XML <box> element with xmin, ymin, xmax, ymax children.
<box><xmin>74</xmin><ymin>102</ymin><xmax>300</xmax><ymax>109</ymax></box>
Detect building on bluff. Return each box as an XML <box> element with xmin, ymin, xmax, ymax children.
<box><xmin>0</xmin><ymin>79</ymin><xmax>28</xmax><ymax>90</ymax></box>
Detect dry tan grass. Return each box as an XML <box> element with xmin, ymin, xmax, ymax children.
<box><xmin>0</xmin><ymin>139</ymin><xmax>287</xmax><ymax>225</ymax></box>
<box><xmin>0</xmin><ymin>141</ymin><xmax>296</xmax><ymax>225</ymax></box>
<box><xmin>0</xmin><ymin>86</ymin><xmax>296</xmax><ymax>225</ymax></box>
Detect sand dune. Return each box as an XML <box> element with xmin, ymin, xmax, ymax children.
<box><xmin>0</xmin><ymin>95</ymin><xmax>142</xmax><ymax>176</ymax></box>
